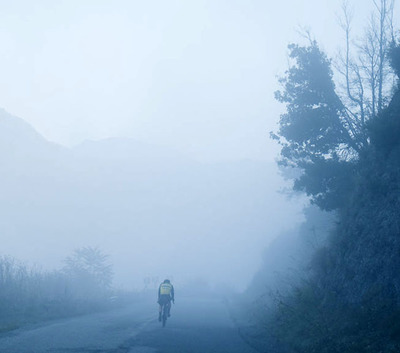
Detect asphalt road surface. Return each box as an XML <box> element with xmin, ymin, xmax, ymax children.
<box><xmin>0</xmin><ymin>297</ymin><xmax>258</xmax><ymax>353</ymax></box>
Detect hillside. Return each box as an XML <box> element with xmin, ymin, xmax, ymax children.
<box><xmin>243</xmin><ymin>45</ymin><xmax>400</xmax><ymax>353</ymax></box>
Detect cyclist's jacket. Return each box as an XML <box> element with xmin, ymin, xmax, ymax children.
<box><xmin>158</xmin><ymin>282</ymin><xmax>174</xmax><ymax>300</ymax></box>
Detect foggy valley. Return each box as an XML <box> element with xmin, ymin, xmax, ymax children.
<box><xmin>1</xmin><ymin>0</ymin><xmax>400</xmax><ymax>352</ymax></box>
<box><xmin>0</xmin><ymin>108</ymin><xmax>303</xmax><ymax>292</ymax></box>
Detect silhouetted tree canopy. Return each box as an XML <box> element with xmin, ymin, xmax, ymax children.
<box><xmin>273</xmin><ymin>42</ymin><xmax>362</xmax><ymax>210</ymax></box>
<box><xmin>273</xmin><ymin>1</ymin><xmax>397</xmax><ymax>211</ymax></box>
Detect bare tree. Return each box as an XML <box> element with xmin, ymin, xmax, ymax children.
<box><xmin>336</xmin><ymin>0</ymin><xmax>396</xmax><ymax>125</ymax></box>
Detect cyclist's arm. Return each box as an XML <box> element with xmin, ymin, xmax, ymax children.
<box><xmin>171</xmin><ymin>285</ymin><xmax>175</xmax><ymax>301</ymax></box>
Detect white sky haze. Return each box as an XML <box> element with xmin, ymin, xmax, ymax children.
<box><xmin>0</xmin><ymin>0</ymin><xmax>391</xmax><ymax>162</ymax></box>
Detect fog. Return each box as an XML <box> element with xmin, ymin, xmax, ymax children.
<box><xmin>0</xmin><ymin>0</ymin><xmax>380</xmax><ymax>161</ymax></box>
<box><xmin>1</xmin><ymin>109</ymin><xmax>304</xmax><ymax>291</ymax></box>
<box><xmin>0</xmin><ymin>0</ymin><xmax>386</xmax><ymax>292</ymax></box>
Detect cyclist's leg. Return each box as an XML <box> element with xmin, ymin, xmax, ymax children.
<box><xmin>158</xmin><ymin>300</ymin><xmax>163</xmax><ymax>321</ymax></box>
<box><xmin>167</xmin><ymin>300</ymin><xmax>171</xmax><ymax>316</ymax></box>
<box><xmin>158</xmin><ymin>295</ymin><xmax>166</xmax><ymax>313</ymax></box>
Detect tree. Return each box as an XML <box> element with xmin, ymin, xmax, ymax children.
<box><xmin>273</xmin><ymin>42</ymin><xmax>360</xmax><ymax>210</ymax></box>
<box><xmin>273</xmin><ymin>0</ymin><xmax>397</xmax><ymax>210</ymax></box>
<box><xmin>336</xmin><ymin>0</ymin><xmax>395</xmax><ymax>121</ymax></box>
<box><xmin>63</xmin><ymin>247</ymin><xmax>113</xmax><ymax>292</ymax></box>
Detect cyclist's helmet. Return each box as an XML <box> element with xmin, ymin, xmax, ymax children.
<box><xmin>163</xmin><ymin>279</ymin><xmax>170</xmax><ymax>284</ymax></box>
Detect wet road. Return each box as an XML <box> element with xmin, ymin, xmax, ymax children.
<box><xmin>0</xmin><ymin>297</ymin><xmax>258</xmax><ymax>353</ymax></box>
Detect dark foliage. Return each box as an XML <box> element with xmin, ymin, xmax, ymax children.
<box><xmin>273</xmin><ymin>42</ymin><xmax>362</xmax><ymax>211</ymax></box>
<box><xmin>389</xmin><ymin>43</ymin><xmax>400</xmax><ymax>80</ymax></box>
<box><xmin>252</xmin><ymin>43</ymin><xmax>400</xmax><ymax>353</ymax></box>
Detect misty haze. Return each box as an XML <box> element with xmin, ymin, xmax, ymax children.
<box><xmin>1</xmin><ymin>1</ymin><xmax>400</xmax><ymax>352</ymax></box>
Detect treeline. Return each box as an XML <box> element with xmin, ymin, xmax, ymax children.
<box><xmin>0</xmin><ymin>247</ymin><xmax>114</xmax><ymax>332</ymax></box>
<box><xmin>245</xmin><ymin>1</ymin><xmax>400</xmax><ymax>352</ymax></box>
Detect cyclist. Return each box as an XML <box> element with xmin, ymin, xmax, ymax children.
<box><xmin>158</xmin><ymin>279</ymin><xmax>175</xmax><ymax>321</ymax></box>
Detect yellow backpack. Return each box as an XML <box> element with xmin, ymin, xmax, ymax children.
<box><xmin>160</xmin><ymin>283</ymin><xmax>172</xmax><ymax>295</ymax></box>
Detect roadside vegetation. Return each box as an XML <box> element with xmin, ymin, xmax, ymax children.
<box><xmin>243</xmin><ymin>1</ymin><xmax>400</xmax><ymax>352</ymax></box>
<box><xmin>0</xmin><ymin>247</ymin><xmax>115</xmax><ymax>332</ymax></box>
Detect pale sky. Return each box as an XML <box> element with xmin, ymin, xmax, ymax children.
<box><xmin>0</xmin><ymin>0</ymin><xmax>395</xmax><ymax>161</ymax></box>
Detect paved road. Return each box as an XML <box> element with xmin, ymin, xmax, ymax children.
<box><xmin>0</xmin><ymin>297</ymin><xmax>258</xmax><ymax>353</ymax></box>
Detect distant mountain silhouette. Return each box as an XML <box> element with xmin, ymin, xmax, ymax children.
<box><xmin>0</xmin><ymin>108</ymin><xmax>65</xmax><ymax>160</ymax></box>
<box><xmin>0</xmin><ymin>109</ymin><xmax>302</xmax><ymax>290</ymax></box>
